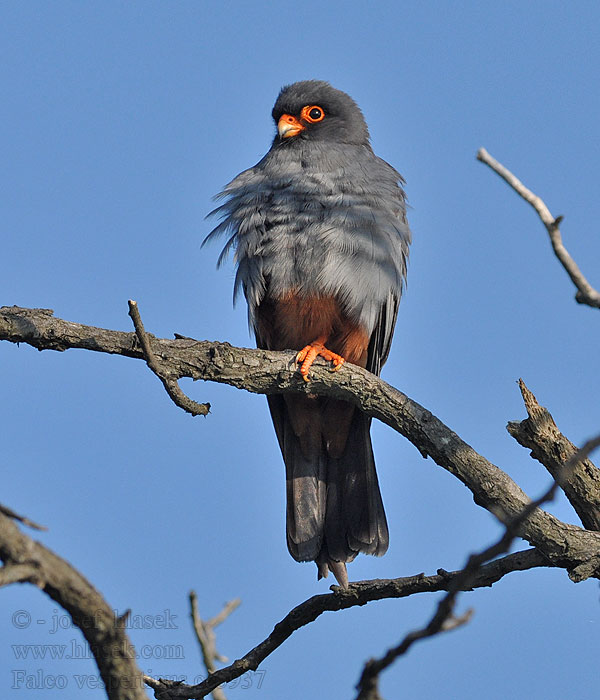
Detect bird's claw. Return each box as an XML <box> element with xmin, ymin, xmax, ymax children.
<box><xmin>296</xmin><ymin>341</ymin><xmax>345</xmax><ymax>380</ymax></box>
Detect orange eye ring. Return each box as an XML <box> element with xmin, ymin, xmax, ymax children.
<box><xmin>301</xmin><ymin>105</ymin><xmax>325</xmax><ymax>123</ymax></box>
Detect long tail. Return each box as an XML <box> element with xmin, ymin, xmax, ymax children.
<box><xmin>266</xmin><ymin>394</ymin><xmax>388</xmax><ymax>586</ymax></box>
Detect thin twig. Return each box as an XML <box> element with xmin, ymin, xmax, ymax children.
<box><xmin>356</xmin><ymin>609</ymin><xmax>474</xmax><ymax>700</ymax></box>
<box><xmin>207</xmin><ymin>599</ymin><xmax>241</xmax><ymax>629</ymax></box>
<box><xmin>477</xmin><ymin>147</ymin><xmax>600</xmax><ymax>308</ymax></box>
<box><xmin>189</xmin><ymin>593</ymin><xmax>241</xmax><ymax>700</ymax></box>
<box><xmin>127</xmin><ymin>300</ymin><xmax>210</xmax><ymax>416</ymax></box>
<box><xmin>0</xmin><ymin>503</ymin><xmax>47</xmax><ymax>531</ymax></box>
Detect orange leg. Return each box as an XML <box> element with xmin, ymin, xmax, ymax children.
<box><xmin>295</xmin><ymin>336</ymin><xmax>345</xmax><ymax>382</ymax></box>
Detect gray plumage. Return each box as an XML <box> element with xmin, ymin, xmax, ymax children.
<box><xmin>204</xmin><ymin>80</ymin><xmax>410</xmax><ymax>585</ymax></box>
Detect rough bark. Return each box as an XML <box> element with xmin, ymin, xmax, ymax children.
<box><xmin>507</xmin><ymin>379</ymin><xmax>600</xmax><ymax>531</ymax></box>
<box><xmin>0</xmin><ymin>512</ymin><xmax>146</xmax><ymax>700</ymax></box>
<box><xmin>2</xmin><ymin>305</ymin><xmax>600</xmax><ymax>582</ymax></box>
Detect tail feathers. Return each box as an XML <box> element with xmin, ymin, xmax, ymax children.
<box><xmin>267</xmin><ymin>395</ymin><xmax>327</xmax><ymax>562</ymax></box>
<box><xmin>284</xmin><ymin>447</ymin><xmax>327</xmax><ymax>561</ymax></box>
<box><xmin>324</xmin><ymin>409</ymin><xmax>389</xmax><ymax>562</ymax></box>
<box><xmin>267</xmin><ymin>396</ymin><xmax>388</xmax><ymax>574</ymax></box>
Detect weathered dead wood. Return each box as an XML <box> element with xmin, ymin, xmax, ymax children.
<box><xmin>507</xmin><ymin>379</ymin><xmax>600</xmax><ymax>531</ymax></box>
<box><xmin>0</xmin><ymin>511</ymin><xmax>146</xmax><ymax>700</ymax></box>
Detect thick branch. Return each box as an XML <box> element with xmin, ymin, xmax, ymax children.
<box><xmin>477</xmin><ymin>147</ymin><xmax>600</xmax><ymax>308</ymax></box>
<box><xmin>0</xmin><ymin>562</ymin><xmax>40</xmax><ymax>587</ymax></box>
<box><xmin>145</xmin><ymin>549</ymin><xmax>549</xmax><ymax>699</ymax></box>
<box><xmin>0</xmin><ymin>511</ymin><xmax>146</xmax><ymax>700</ymax></box>
<box><xmin>2</xmin><ymin>305</ymin><xmax>600</xmax><ymax>581</ymax></box>
<box><xmin>508</xmin><ymin>379</ymin><xmax>600</xmax><ymax>531</ymax></box>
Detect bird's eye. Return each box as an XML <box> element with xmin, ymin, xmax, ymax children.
<box><xmin>301</xmin><ymin>105</ymin><xmax>325</xmax><ymax>123</ymax></box>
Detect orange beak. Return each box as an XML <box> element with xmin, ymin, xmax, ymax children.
<box><xmin>278</xmin><ymin>113</ymin><xmax>305</xmax><ymax>138</ymax></box>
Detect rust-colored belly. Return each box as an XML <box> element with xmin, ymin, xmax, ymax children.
<box><xmin>256</xmin><ymin>292</ymin><xmax>370</xmax><ymax>368</ymax></box>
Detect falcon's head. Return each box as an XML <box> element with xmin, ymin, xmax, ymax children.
<box><xmin>272</xmin><ymin>80</ymin><xmax>370</xmax><ymax>146</ymax></box>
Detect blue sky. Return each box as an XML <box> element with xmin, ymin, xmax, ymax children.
<box><xmin>2</xmin><ymin>2</ymin><xmax>600</xmax><ymax>698</ymax></box>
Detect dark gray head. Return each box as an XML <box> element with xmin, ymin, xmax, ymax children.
<box><xmin>271</xmin><ymin>80</ymin><xmax>370</xmax><ymax>146</ymax></box>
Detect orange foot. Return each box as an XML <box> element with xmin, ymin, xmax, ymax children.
<box><xmin>296</xmin><ymin>339</ymin><xmax>345</xmax><ymax>382</ymax></box>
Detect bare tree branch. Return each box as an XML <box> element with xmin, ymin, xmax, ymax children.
<box><xmin>207</xmin><ymin>599</ymin><xmax>241</xmax><ymax>630</ymax></box>
<box><xmin>145</xmin><ymin>549</ymin><xmax>549</xmax><ymax>699</ymax></box>
<box><xmin>189</xmin><ymin>593</ymin><xmax>241</xmax><ymax>700</ymax></box>
<box><xmin>2</xmin><ymin>305</ymin><xmax>600</xmax><ymax>582</ymax></box>
<box><xmin>476</xmin><ymin>147</ymin><xmax>600</xmax><ymax>308</ymax></box>
<box><xmin>356</xmin><ymin>609</ymin><xmax>474</xmax><ymax>700</ymax></box>
<box><xmin>0</xmin><ymin>502</ymin><xmax>47</xmax><ymax>531</ymax></box>
<box><xmin>0</xmin><ymin>562</ymin><xmax>41</xmax><ymax>587</ymax></box>
<box><xmin>128</xmin><ymin>300</ymin><xmax>210</xmax><ymax>416</ymax></box>
<box><xmin>4</xmin><ymin>153</ymin><xmax>598</xmax><ymax>698</ymax></box>
<box><xmin>0</xmin><ymin>511</ymin><xmax>147</xmax><ymax>700</ymax></box>
<box><xmin>508</xmin><ymin>379</ymin><xmax>600</xmax><ymax>530</ymax></box>
<box><xmin>355</xmin><ymin>433</ymin><xmax>600</xmax><ymax>699</ymax></box>
<box><xmin>1</xmin><ymin>145</ymin><xmax>595</xmax><ymax>700</ymax></box>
